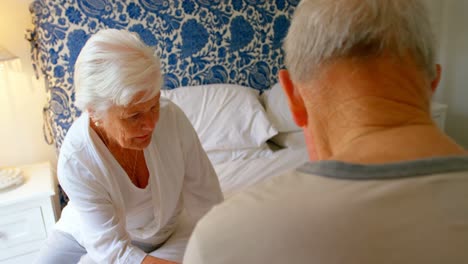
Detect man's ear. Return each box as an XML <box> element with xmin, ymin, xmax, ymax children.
<box><xmin>279</xmin><ymin>70</ymin><xmax>308</xmax><ymax>127</ymax></box>
<box><xmin>431</xmin><ymin>64</ymin><xmax>442</xmax><ymax>93</ymax></box>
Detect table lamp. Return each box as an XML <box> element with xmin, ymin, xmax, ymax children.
<box><xmin>0</xmin><ymin>46</ymin><xmax>16</xmax><ymax>61</ymax></box>
<box><xmin>0</xmin><ymin>45</ymin><xmax>24</xmax><ymax>191</ymax></box>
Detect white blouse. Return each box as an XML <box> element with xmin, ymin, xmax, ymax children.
<box><xmin>118</xmin><ymin>170</ymin><xmax>158</xmax><ymax>245</ymax></box>
<box><xmin>54</xmin><ymin>99</ymin><xmax>223</xmax><ymax>264</ymax></box>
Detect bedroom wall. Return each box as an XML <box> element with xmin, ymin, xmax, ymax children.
<box><xmin>432</xmin><ymin>0</ymin><xmax>468</xmax><ymax>148</ymax></box>
<box><xmin>0</xmin><ymin>0</ymin><xmax>57</xmax><ymax>167</ymax></box>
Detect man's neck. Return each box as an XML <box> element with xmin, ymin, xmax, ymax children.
<box><xmin>301</xmin><ymin>56</ymin><xmax>465</xmax><ymax>163</ymax></box>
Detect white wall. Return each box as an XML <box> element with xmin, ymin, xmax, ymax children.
<box><xmin>0</xmin><ymin>0</ymin><xmax>57</xmax><ymax>167</ymax></box>
<box><xmin>433</xmin><ymin>0</ymin><xmax>468</xmax><ymax>148</ymax></box>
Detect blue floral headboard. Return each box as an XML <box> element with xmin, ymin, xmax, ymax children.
<box><xmin>29</xmin><ymin>0</ymin><xmax>298</xmax><ymax>150</ymax></box>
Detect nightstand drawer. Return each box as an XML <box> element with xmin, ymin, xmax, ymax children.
<box><xmin>0</xmin><ymin>162</ymin><xmax>56</xmax><ymax>263</ymax></box>
<box><xmin>0</xmin><ymin>207</ymin><xmax>46</xmax><ymax>251</ymax></box>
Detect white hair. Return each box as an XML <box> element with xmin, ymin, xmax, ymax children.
<box><xmin>74</xmin><ymin>29</ymin><xmax>162</xmax><ymax>119</ymax></box>
<box><xmin>284</xmin><ymin>0</ymin><xmax>436</xmax><ymax>83</ymax></box>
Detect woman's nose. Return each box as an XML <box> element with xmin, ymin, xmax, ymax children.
<box><xmin>142</xmin><ymin>112</ymin><xmax>157</xmax><ymax>131</ymax></box>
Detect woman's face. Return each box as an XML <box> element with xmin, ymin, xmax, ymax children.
<box><xmin>100</xmin><ymin>92</ymin><xmax>160</xmax><ymax>150</ymax></box>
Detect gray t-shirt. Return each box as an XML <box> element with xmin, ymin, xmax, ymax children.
<box><xmin>184</xmin><ymin>156</ymin><xmax>468</xmax><ymax>264</ymax></box>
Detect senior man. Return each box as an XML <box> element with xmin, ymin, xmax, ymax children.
<box><xmin>183</xmin><ymin>0</ymin><xmax>468</xmax><ymax>263</ymax></box>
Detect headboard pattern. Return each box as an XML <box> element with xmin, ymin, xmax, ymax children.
<box><xmin>30</xmin><ymin>0</ymin><xmax>298</xmax><ymax>151</ymax></box>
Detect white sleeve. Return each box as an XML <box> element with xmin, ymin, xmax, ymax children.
<box><xmin>148</xmin><ymin>210</ymin><xmax>193</xmax><ymax>263</ymax></box>
<box><xmin>177</xmin><ymin>107</ymin><xmax>224</xmax><ymax>223</ymax></box>
<box><xmin>149</xmin><ymin>107</ymin><xmax>223</xmax><ymax>262</ymax></box>
<box><xmin>58</xmin><ymin>155</ymin><xmax>147</xmax><ymax>264</ymax></box>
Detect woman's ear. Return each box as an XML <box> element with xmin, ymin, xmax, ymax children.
<box><xmin>88</xmin><ymin>108</ymin><xmax>100</xmax><ymax>126</ymax></box>
<box><xmin>278</xmin><ymin>70</ymin><xmax>308</xmax><ymax>127</ymax></box>
<box><xmin>88</xmin><ymin>108</ymin><xmax>96</xmax><ymax>119</ymax></box>
<box><xmin>431</xmin><ymin>64</ymin><xmax>442</xmax><ymax>93</ymax></box>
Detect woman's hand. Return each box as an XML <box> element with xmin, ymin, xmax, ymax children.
<box><xmin>142</xmin><ymin>255</ymin><xmax>179</xmax><ymax>264</ymax></box>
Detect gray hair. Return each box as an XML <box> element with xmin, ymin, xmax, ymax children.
<box><xmin>284</xmin><ymin>0</ymin><xmax>436</xmax><ymax>83</ymax></box>
<box><xmin>74</xmin><ymin>29</ymin><xmax>162</xmax><ymax>119</ymax></box>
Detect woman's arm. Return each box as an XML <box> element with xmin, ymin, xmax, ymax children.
<box><xmin>142</xmin><ymin>104</ymin><xmax>224</xmax><ymax>263</ymax></box>
<box><xmin>58</xmin><ymin>155</ymin><xmax>147</xmax><ymax>264</ymax></box>
<box><xmin>142</xmin><ymin>255</ymin><xmax>179</xmax><ymax>264</ymax></box>
<box><xmin>176</xmin><ymin>107</ymin><xmax>224</xmax><ymax>222</ymax></box>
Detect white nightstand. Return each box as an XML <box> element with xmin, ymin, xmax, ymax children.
<box><xmin>0</xmin><ymin>162</ymin><xmax>57</xmax><ymax>263</ymax></box>
<box><xmin>431</xmin><ymin>102</ymin><xmax>448</xmax><ymax>132</ymax></box>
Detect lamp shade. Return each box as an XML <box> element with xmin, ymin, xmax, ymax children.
<box><xmin>0</xmin><ymin>46</ymin><xmax>17</xmax><ymax>62</ymax></box>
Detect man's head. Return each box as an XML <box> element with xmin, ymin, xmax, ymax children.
<box><xmin>280</xmin><ymin>0</ymin><xmax>441</xmax><ymax>160</ymax></box>
<box><xmin>283</xmin><ymin>0</ymin><xmax>437</xmax><ymax>84</ymax></box>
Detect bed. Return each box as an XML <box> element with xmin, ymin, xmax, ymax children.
<box><xmin>160</xmin><ymin>83</ymin><xmax>309</xmax><ymax>198</ymax></box>
<box><xmin>28</xmin><ymin>0</ymin><xmax>306</xmax><ymax>207</ymax></box>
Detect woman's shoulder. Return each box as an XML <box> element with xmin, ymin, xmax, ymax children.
<box><xmin>153</xmin><ymin>98</ymin><xmax>195</xmax><ymax>146</ymax></box>
<box><xmin>160</xmin><ymin>97</ymin><xmax>185</xmax><ymax>117</ymax></box>
<box><xmin>159</xmin><ymin>98</ymin><xmax>191</xmax><ymax>127</ymax></box>
<box><xmin>60</xmin><ymin>113</ymin><xmax>92</xmax><ymax>158</ymax></box>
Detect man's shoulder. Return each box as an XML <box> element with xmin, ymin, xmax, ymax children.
<box><xmin>195</xmin><ymin>170</ymin><xmax>314</xmax><ymax>232</ymax></box>
<box><xmin>186</xmin><ymin>169</ymin><xmax>332</xmax><ymax>263</ymax></box>
<box><xmin>192</xmin><ymin>167</ymin><xmax>358</xmax><ymax>239</ymax></box>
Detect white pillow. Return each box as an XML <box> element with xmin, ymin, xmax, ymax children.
<box><xmin>270</xmin><ymin>131</ymin><xmax>306</xmax><ymax>149</ymax></box>
<box><xmin>207</xmin><ymin>143</ymin><xmax>273</xmax><ymax>165</ymax></box>
<box><xmin>161</xmin><ymin>84</ymin><xmax>278</xmax><ymax>151</ymax></box>
<box><xmin>261</xmin><ymin>82</ymin><xmax>301</xmax><ymax>133</ymax></box>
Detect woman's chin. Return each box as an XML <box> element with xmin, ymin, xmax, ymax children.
<box><xmin>131</xmin><ymin>135</ymin><xmax>152</xmax><ymax>149</ymax></box>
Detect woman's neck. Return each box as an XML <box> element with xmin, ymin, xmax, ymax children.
<box><xmin>90</xmin><ymin>119</ymin><xmax>148</xmax><ymax>187</ymax></box>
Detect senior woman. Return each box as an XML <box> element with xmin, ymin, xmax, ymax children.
<box><xmin>35</xmin><ymin>29</ymin><xmax>223</xmax><ymax>264</ymax></box>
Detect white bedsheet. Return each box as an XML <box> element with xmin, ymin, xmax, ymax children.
<box><xmin>215</xmin><ymin>147</ymin><xmax>309</xmax><ymax>199</ymax></box>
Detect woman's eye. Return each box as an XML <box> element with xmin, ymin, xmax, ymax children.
<box><xmin>129</xmin><ymin>113</ymin><xmax>141</xmax><ymax>120</ymax></box>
